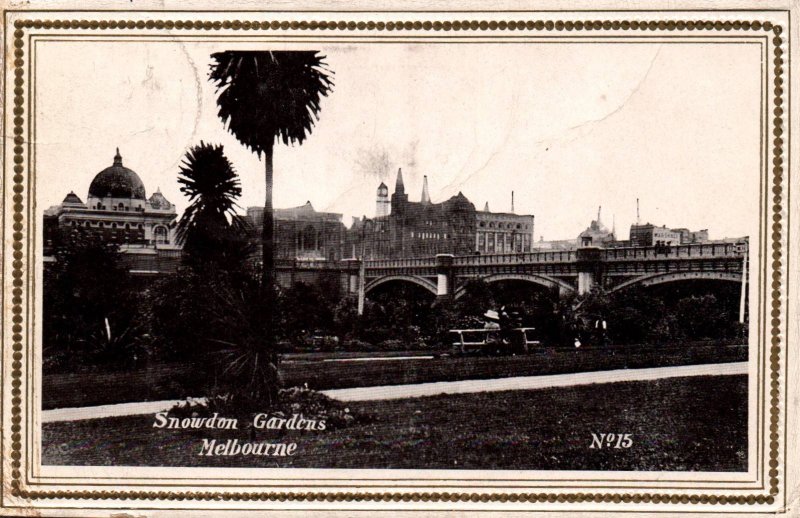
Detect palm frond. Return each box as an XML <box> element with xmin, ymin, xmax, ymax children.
<box><xmin>175</xmin><ymin>141</ymin><xmax>243</xmax><ymax>246</ymax></box>
<box><xmin>209</xmin><ymin>51</ymin><xmax>335</xmax><ymax>155</ymax></box>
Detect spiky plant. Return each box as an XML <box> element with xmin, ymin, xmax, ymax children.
<box><xmin>176</xmin><ymin>142</ymin><xmax>248</xmax><ymax>268</ymax></box>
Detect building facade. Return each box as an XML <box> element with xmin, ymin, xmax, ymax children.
<box><xmin>475</xmin><ymin>208</ymin><xmax>534</xmax><ymax>254</ymax></box>
<box><xmin>43</xmin><ymin>149</ymin><xmax>181</xmax><ymax>275</ymax></box>
<box><xmin>346</xmin><ymin>169</ymin><xmax>536</xmax><ymax>259</ymax></box>
<box><xmin>630</xmin><ymin>223</ymin><xmax>691</xmax><ymax>247</ymax></box>
<box><xmin>246</xmin><ymin>202</ymin><xmax>347</xmax><ymax>262</ymax></box>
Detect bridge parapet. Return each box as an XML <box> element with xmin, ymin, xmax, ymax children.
<box><xmin>599</xmin><ymin>242</ymin><xmax>746</xmax><ymax>261</ymax></box>
<box><xmin>452</xmin><ymin>250</ymin><xmax>577</xmax><ymax>266</ymax></box>
<box><xmin>365</xmin><ymin>257</ymin><xmax>437</xmax><ymax>269</ymax></box>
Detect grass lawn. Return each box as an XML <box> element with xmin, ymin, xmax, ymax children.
<box><xmin>42</xmin><ymin>343</ymin><xmax>747</xmax><ymax>409</ymax></box>
<box><xmin>42</xmin><ymin>374</ymin><xmax>747</xmax><ymax>471</ymax></box>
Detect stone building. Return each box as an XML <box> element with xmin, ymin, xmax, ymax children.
<box><xmin>348</xmin><ymin>169</ymin><xmax>535</xmax><ymax>259</ymax></box>
<box><xmin>671</xmin><ymin>227</ymin><xmax>710</xmax><ymax>244</ymax></box>
<box><xmin>43</xmin><ymin>149</ymin><xmax>181</xmax><ymax>275</ymax></box>
<box><xmin>475</xmin><ymin>202</ymin><xmax>535</xmax><ymax>254</ymax></box>
<box><xmin>246</xmin><ymin>202</ymin><xmax>347</xmax><ymax>262</ymax></box>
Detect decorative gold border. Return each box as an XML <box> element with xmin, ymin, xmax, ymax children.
<box><xmin>4</xmin><ymin>15</ymin><xmax>786</xmax><ymax>507</ymax></box>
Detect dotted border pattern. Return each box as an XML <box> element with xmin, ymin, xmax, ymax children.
<box><xmin>6</xmin><ymin>16</ymin><xmax>786</xmax><ymax>506</ymax></box>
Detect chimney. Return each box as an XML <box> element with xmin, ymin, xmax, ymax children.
<box><xmin>636</xmin><ymin>198</ymin><xmax>640</xmax><ymax>225</ymax></box>
<box><xmin>421</xmin><ymin>175</ymin><xmax>431</xmax><ymax>204</ymax></box>
<box><xmin>511</xmin><ymin>191</ymin><xmax>515</xmax><ymax>213</ymax></box>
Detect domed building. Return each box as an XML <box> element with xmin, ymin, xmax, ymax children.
<box><xmin>44</xmin><ymin>149</ymin><xmax>181</xmax><ymax>274</ymax></box>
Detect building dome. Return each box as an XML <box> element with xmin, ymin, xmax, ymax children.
<box><xmin>88</xmin><ymin>149</ymin><xmax>146</xmax><ymax>200</ymax></box>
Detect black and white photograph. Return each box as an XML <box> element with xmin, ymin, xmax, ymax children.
<box><xmin>35</xmin><ymin>38</ymin><xmax>757</xmax><ymax>472</ymax></box>
<box><xmin>3</xmin><ymin>5</ymin><xmax>797</xmax><ymax>515</ymax></box>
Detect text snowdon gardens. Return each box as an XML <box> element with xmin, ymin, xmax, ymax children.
<box><xmin>153</xmin><ymin>412</ymin><xmax>326</xmax><ymax>457</ymax></box>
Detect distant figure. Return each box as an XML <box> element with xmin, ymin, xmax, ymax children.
<box><xmin>483</xmin><ymin>310</ymin><xmax>501</xmax><ymax>329</ymax></box>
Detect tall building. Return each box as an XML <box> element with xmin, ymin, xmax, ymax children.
<box><xmin>246</xmin><ymin>202</ymin><xmax>347</xmax><ymax>262</ymax></box>
<box><xmin>349</xmin><ymin>169</ymin><xmax>535</xmax><ymax>259</ymax></box>
<box><xmin>43</xmin><ymin>149</ymin><xmax>181</xmax><ymax>275</ymax></box>
<box><xmin>475</xmin><ymin>206</ymin><xmax>535</xmax><ymax>254</ymax></box>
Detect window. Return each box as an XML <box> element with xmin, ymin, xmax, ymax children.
<box><xmin>111</xmin><ymin>223</ymin><xmax>117</xmax><ymax>229</ymax></box>
<box><xmin>300</xmin><ymin>225</ymin><xmax>316</xmax><ymax>250</ymax></box>
<box><xmin>154</xmin><ymin>225</ymin><xmax>169</xmax><ymax>245</ymax></box>
<box><xmin>118</xmin><ymin>203</ymin><xmax>125</xmax><ymax>211</ymax></box>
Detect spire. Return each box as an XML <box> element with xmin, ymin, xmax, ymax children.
<box><xmin>394</xmin><ymin>168</ymin><xmax>405</xmax><ymax>194</ymax></box>
<box><xmin>484</xmin><ymin>201</ymin><xmax>490</xmax><ymax>212</ymax></box>
<box><xmin>597</xmin><ymin>205</ymin><xmax>602</xmax><ymax>224</ymax></box>
<box><xmin>421</xmin><ymin>175</ymin><xmax>431</xmax><ymax>204</ymax></box>
<box><xmin>113</xmin><ymin>147</ymin><xmax>122</xmax><ymax>166</ymax></box>
<box><xmin>511</xmin><ymin>191</ymin><xmax>515</xmax><ymax>213</ymax></box>
<box><xmin>636</xmin><ymin>198</ymin><xmax>640</xmax><ymax>225</ymax></box>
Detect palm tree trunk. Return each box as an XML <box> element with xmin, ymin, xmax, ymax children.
<box><xmin>262</xmin><ymin>141</ymin><xmax>276</xmax><ymax>355</ymax></box>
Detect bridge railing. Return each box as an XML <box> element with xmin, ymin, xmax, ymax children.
<box><xmin>274</xmin><ymin>258</ymin><xmax>344</xmax><ymax>270</ymax></box>
<box><xmin>600</xmin><ymin>242</ymin><xmax>747</xmax><ymax>261</ymax></box>
<box><xmin>364</xmin><ymin>257</ymin><xmax>437</xmax><ymax>268</ymax></box>
<box><xmin>303</xmin><ymin>240</ymin><xmax>748</xmax><ymax>271</ymax></box>
<box><xmin>452</xmin><ymin>250</ymin><xmax>577</xmax><ymax>266</ymax></box>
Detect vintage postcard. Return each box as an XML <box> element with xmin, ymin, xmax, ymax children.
<box><xmin>1</xmin><ymin>0</ymin><xmax>799</xmax><ymax>515</ymax></box>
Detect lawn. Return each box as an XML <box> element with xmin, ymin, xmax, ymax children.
<box><xmin>42</xmin><ymin>343</ymin><xmax>747</xmax><ymax>409</ymax></box>
<box><xmin>42</xmin><ymin>374</ymin><xmax>747</xmax><ymax>471</ymax></box>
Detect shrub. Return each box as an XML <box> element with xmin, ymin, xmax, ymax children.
<box><xmin>170</xmin><ymin>385</ymin><xmax>372</xmax><ymax>429</ymax></box>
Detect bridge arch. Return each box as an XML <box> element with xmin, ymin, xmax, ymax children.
<box><xmin>454</xmin><ymin>273</ymin><xmax>575</xmax><ymax>299</ymax></box>
<box><xmin>364</xmin><ymin>275</ymin><xmax>438</xmax><ymax>297</ymax></box>
<box><xmin>608</xmin><ymin>271</ymin><xmax>744</xmax><ymax>294</ymax></box>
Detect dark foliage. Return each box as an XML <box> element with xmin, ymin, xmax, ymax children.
<box><xmin>209</xmin><ymin>51</ymin><xmax>334</xmax><ymax>153</ymax></box>
<box><xmin>43</xmin><ymin>229</ymin><xmax>147</xmax><ymax>372</ymax></box>
<box><xmin>176</xmin><ymin>142</ymin><xmax>252</xmax><ymax>269</ymax></box>
<box><xmin>574</xmin><ymin>283</ymin><xmax>744</xmax><ymax>346</ymax></box>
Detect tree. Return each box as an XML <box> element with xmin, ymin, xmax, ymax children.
<box><xmin>208</xmin><ymin>51</ymin><xmax>334</xmax><ymax>299</ymax></box>
<box><xmin>176</xmin><ymin>142</ymin><xmax>250</xmax><ymax>270</ymax></box>
<box><xmin>43</xmin><ymin>229</ymin><xmax>142</xmax><ymax>371</ymax></box>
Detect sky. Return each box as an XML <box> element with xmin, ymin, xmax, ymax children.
<box><xmin>34</xmin><ymin>39</ymin><xmax>762</xmax><ymax>241</ymax></box>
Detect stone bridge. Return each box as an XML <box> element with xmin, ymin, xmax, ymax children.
<box><xmin>275</xmin><ymin>241</ymin><xmax>747</xmax><ymax>309</ymax></box>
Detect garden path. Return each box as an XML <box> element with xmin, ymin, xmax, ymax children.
<box><xmin>41</xmin><ymin>361</ymin><xmax>748</xmax><ymax>423</ymax></box>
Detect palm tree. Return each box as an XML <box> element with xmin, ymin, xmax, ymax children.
<box><xmin>176</xmin><ymin>141</ymin><xmax>248</xmax><ymax>269</ymax></box>
<box><xmin>208</xmin><ymin>51</ymin><xmax>334</xmax><ymax>294</ymax></box>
